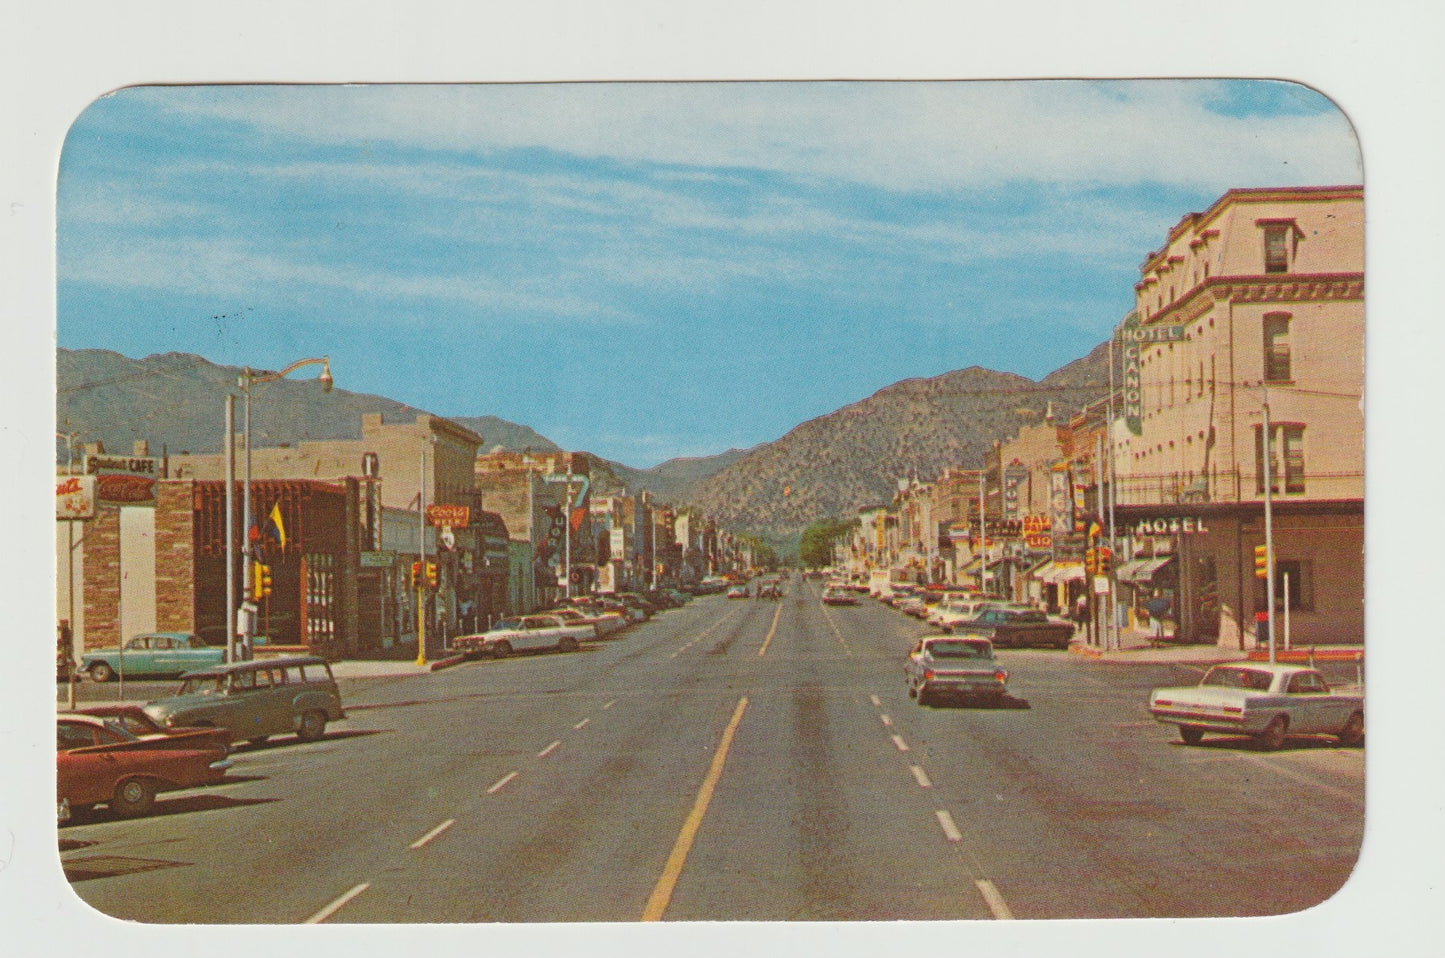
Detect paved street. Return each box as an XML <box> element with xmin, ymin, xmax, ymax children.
<box><xmin>59</xmin><ymin>578</ymin><xmax>1363</xmax><ymax>923</ymax></box>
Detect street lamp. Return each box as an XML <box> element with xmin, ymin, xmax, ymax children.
<box><xmin>237</xmin><ymin>357</ymin><xmax>333</xmax><ymax>659</ymax></box>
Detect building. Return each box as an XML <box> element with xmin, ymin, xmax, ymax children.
<box><xmin>1110</xmin><ymin>185</ymin><xmax>1364</xmax><ymax>648</ymax></box>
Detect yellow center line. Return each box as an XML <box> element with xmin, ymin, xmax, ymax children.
<box><xmin>756</xmin><ymin>601</ymin><xmax>784</xmax><ymax>658</ymax></box>
<box><xmin>641</xmin><ymin>696</ymin><xmax>750</xmax><ymax>921</ymax></box>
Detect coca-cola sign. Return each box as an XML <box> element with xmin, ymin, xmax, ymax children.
<box><xmin>97</xmin><ymin>473</ymin><xmax>155</xmax><ymax>503</ymax></box>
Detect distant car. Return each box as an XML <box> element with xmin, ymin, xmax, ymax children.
<box><xmin>57</xmin><ymin>713</ymin><xmax>232</xmax><ymax>820</ymax></box>
<box><xmin>895</xmin><ymin>595</ymin><xmax>928</xmax><ymax>617</ymax></box>
<box><xmin>1148</xmin><ymin>662</ymin><xmax>1364</xmax><ymax>750</ymax></box>
<box><xmin>727</xmin><ymin>585</ymin><xmax>750</xmax><ymax>599</ymax></box>
<box><xmin>905</xmin><ymin>635</ymin><xmax>1010</xmax><ymax>706</ymax></box>
<box><xmin>550</xmin><ymin>606</ymin><xmax>627</xmax><ymax>638</ymax></box>
<box><xmin>142</xmin><ymin>655</ymin><xmax>346</xmax><ymax>746</ymax></box>
<box><xmin>453</xmin><ymin>614</ymin><xmax>593</xmax><ymax>658</ymax></box>
<box><xmin>80</xmin><ymin>631</ymin><xmax>227</xmax><ymax>683</ymax></box>
<box><xmin>952</xmin><ymin>607</ymin><xmax>1074</xmax><ymax>649</ymax></box>
<box><xmin>821</xmin><ymin>587</ymin><xmax>858</xmax><ymax>606</ymax></box>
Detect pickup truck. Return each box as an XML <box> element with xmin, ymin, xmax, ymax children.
<box><xmin>80</xmin><ymin>631</ymin><xmax>227</xmax><ymax>682</ymax></box>
<box><xmin>905</xmin><ymin>635</ymin><xmax>1010</xmax><ymax>706</ymax></box>
<box><xmin>952</xmin><ymin>607</ymin><xmax>1075</xmax><ymax>649</ymax></box>
<box><xmin>1148</xmin><ymin>662</ymin><xmax>1364</xmax><ymax>750</ymax></box>
<box><xmin>453</xmin><ymin>615</ymin><xmax>593</xmax><ymax>658</ymax></box>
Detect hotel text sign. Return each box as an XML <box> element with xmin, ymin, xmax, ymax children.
<box><xmin>1119</xmin><ymin>315</ymin><xmax>1186</xmax><ymax>436</ymax></box>
<box><xmin>1134</xmin><ymin>517</ymin><xmax>1210</xmax><ymax>536</ymax></box>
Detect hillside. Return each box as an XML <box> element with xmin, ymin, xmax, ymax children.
<box><xmin>682</xmin><ymin>342</ymin><xmax>1112</xmax><ymax>536</ymax></box>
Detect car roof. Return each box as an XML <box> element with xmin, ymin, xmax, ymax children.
<box><xmin>179</xmin><ymin>655</ymin><xmax>329</xmax><ymax>677</ymax></box>
<box><xmin>57</xmin><ymin>713</ymin><xmax>111</xmax><ymax>727</ymax></box>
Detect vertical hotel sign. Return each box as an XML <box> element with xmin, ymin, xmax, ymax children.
<box><xmin>1119</xmin><ymin>311</ymin><xmax>1186</xmax><ymax>436</ymax></box>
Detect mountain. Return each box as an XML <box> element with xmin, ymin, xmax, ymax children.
<box><xmin>681</xmin><ymin>342</ymin><xmax>1112</xmax><ymax>536</ymax></box>
<box><xmin>56</xmin><ymin>345</ymin><xmax>1113</xmax><ymax>539</ymax></box>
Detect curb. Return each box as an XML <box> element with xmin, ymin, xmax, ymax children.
<box><xmin>428</xmin><ymin>653</ymin><xmax>468</xmax><ymax>672</ymax></box>
<box><xmin>1068</xmin><ymin>643</ymin><xmax>1104</xmax><ymax>659</ymax></box>
<box><xmin>1244</xmin><ymin>648</ymin><xmax>1364</xmax><ymax>663</ymax></box>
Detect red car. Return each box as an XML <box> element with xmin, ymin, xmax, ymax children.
<box><xmin>76</xmin><ymin>703</ymin><xmax>232</xmax><ymax>753</ymax></box>
<box><xmin>57</xmin><ymin>713</ymin><xmax>232</xmax><ymax>820</ymax></box>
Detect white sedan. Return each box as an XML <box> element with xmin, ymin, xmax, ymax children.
<box><xmin>1148</xmin><ymin>662</ymin><xmax>1363</xmax><ymax>750</ymax></box>
<box><xmin>453</xmin><ymin>614</ymin><xmax>593</xmax><ymax>658</ymax></box>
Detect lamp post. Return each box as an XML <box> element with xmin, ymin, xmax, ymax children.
<box><xmin>238</xmin><ymin>357</ymin><xmax>333</xmax><ymax>659</ymax></box>
<box><xmin>57</xmin><ymin>431</ymin><xmax>79</xmax><ymax>710</ymax></box>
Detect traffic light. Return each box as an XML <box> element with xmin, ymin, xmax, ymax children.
<box><xmin>1098</xmin><ymin>546</ymin><xmax>1113</xmax><ymax>575</ymax></box>
<box><xmin>251</xmin><ymin>562</ymin><xmax>272</xmax><ymax>600</ymax></box>
<box><xmin>1254</xmin><ymin>544</ymin><xmax>1269</xmax><ymax>579</ymax></box>
<box><xmin>425</xmin><ymin>562</ymin><xmax>438</xmax><ymax>589</ymax></box>
<box><xmin>1084</xmin><ymin>547</ymin><xmax>1097</xmax><ymax>575</ymax></box>
<box><xmin>411</xmin><ymin>561</ymin><xmax>423</xmax><ymax>589</ymax></box>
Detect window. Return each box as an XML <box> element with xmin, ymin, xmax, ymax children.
<box><xmin>1264</xmin><ymin>225</ymin><xmax>1291</xmax><ymax>273</ymax></box>
<box><xmin>1254</xmin><ymin>558</ymin><xmax>1314</xmax><ymax>612</ymax></box>
<box><xmin>1255</xmin><ymin>423</ymin><xmax>1306</xmax><ymax>495</ymax></box>
<box><xmin>1263</xmin><ymin>313</ymin><xmax>1292</xmax><ymax>381</ymax></box>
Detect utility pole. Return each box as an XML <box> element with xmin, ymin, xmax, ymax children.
<box><xmin>1262</xmin><ymin>383</ymin><xmax>1276</xmax><ymax>665</ymax></box>
<box><xmin>416</xmin><ymin>440</ymin><xmax>428</xmax><ymax>666</ymax></box>
<box><xmin>224</xmin><ymin>396</ymin><xmax>236</xmax><ymax>664</ymax></box>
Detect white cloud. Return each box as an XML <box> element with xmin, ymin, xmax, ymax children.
<box><xmin>132</xmin><ymin>80</ymin><xmax>1362</xmax><ymax>194</ymax></box>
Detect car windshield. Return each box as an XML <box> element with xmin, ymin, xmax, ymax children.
<box><xmin>927</xmin><ymin>640</ymin><xmax>992</xmax><ymax>659</ymax></box>
<box><xmin>491</xmin><ymin>619</ymin><xmax>521</xmax><ymax>632</ymax></box>
<box><xmin>1201</xmin><ymin>666</ymin><xmax>1274</xmax><ymax>691</ymax></box>
<box><xmin>178</xmin><ymin>674</ymin><xmax>227</xmax><ymax>695</ymax></box>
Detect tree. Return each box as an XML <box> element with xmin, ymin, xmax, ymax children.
<box><xmin>799</xmin><ymin>517</ymin><xmax>857</xmax><ymax>569</ymax></box>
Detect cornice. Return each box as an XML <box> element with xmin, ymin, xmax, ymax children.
<box><xmin>1139</xmin><ymin>272</ymin><xmax>1363</xmax><ymax>328</ymax></box>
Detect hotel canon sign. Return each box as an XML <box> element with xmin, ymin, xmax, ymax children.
<box><xmin>1119</xmin><ymin>312</ymin><xmax>1185</xmax><ymax>436</ymax></box>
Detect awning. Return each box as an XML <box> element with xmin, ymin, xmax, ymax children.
<box><xmin>1113</xmin><ymin>558</ymin><xmax>1148</xmax><ymax>583</ymax></box>
<box><xmin>1039</xmin><ymin>562</ymin><xmax>1085</xmax><ymax>584</ymax></box>
<box><xmin>1120</xmin><ymin>555</ymin><xmax>1175</xmax><ymax>584</ymax></box>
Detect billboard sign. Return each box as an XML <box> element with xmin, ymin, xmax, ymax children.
<box><xmin>56</xmin><ymin>475</ymin><xmax>97</xmax><ymax>519</ymax></box>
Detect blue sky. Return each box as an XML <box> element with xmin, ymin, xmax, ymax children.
<box><xmin>57</xmin><ymin>80</ymin><xmax>1360</xmax><ymax>468</ymax></box>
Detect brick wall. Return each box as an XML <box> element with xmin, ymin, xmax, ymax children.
<box><xmin>81</xmin><ymin>507</ymin><xmax>121</xmax><ymax>650</ymax></box>
<box><xmin>154</xmin><ymin>480</ymin><xmax>197</xmax><ymax>632</ymax></box>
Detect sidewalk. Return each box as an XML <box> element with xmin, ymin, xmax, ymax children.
<box><xmin>1068</xmin><ymin>626</ymin><xmax>1364</xmax><ymax>665</ymax></box>
<box><xmin>324</xmin><ymin>653</ymin><xmax>467</xmax><ymax>680</ymax></box>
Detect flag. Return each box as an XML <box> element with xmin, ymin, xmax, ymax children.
<box><xmin>266</xmin><ymin>502</ymin><xmax>287</xmax><ymax>549</ymax></box>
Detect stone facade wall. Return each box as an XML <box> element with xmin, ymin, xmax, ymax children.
<box><xmin>80</xmin><ymin>506</ymin><xmax>121</xmax><ymax>649</ymax></box>
<box><xmin>154</xmin><ymin>480</ymin><xmax>198</xmax><ymax>633</ymax></box>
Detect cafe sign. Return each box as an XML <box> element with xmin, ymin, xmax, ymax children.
<box><xmin>426</xmin><ymin>504</ymin><xmax>470</xmax><ymax>528</ymax></box>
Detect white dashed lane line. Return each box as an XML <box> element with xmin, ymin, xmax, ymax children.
<box><xmin>869</xmin><ymin>694</ymin><xmax>882</xmax><ymax>707</ymax></box>
<box><xmin>409</xmin><ymin>819</ymin><xmax>455</xmax><ymax>849</ymax></box>
<box><xmin>486</xmin><ymin>771</ymin><xmax>518</xmax><ymax>794</ymax></box>
<box><xmin>935</xmin><ymin>810</ymin><xmax>963</xmax><ymax>842</ymax></box>
<box><xmin>305</xmin><ymin>883</ymin><xmax>370</xmax><ymax>924</ymax></box>
<box><xmin>909</xmin><ymin>764</ymin><xmax>932</xmax><ymax>788</ymax></box>
<box><xmin>880</xmin><ymin>714</ymin><xmax>893</xmax><ymax>727</ymax></box>
<box><xmin>573</xmin><ymin>717</ymin><xmax>590</xmax><ymax>730</ymax></box>
<box><xmin>975</xmin><ymin>879</ymin><xmax>1015</xmax><ymax>919</ymax></box>
<box><xmin>603</xmin><ymin>699</ymin><xmax>617</xmax><ymax>709</ymax></box>
<box><xmin>890</xmin><ymin>734</ymin><xmax>910</xmax><ymax>752</ymax></box>
<box><xmin>537</xmin><ymin>740</ymin><xmax>561</xmax><ymax>758</ymax></box>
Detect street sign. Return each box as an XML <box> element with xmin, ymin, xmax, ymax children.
<box><xmin>360</xmin><ymin>550</ymin><xmax>395</xmax><ymax>568</ymax></box>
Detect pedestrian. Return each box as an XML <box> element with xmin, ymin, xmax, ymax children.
<box><xmin>1073</xmin><ymin>593</ymin><xmax>1089</xmax><ymax>632</ymax></box>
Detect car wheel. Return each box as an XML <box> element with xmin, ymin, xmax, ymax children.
<box><xmin>907</xmin><ymin>684</ymin><xmax>917</xmax><ymax>699</ymax></box>
<box><xmin>88</xmin><ymin>661</ymin><xmax>114</xmax><ymax>683</ymax></box>
<box><xmin>558</xmin><ymin>636</ymin><xmax>579</xmax><ymax>653</ymax></box>
<box><xmin>297</xmin><ymin>710</ymin><xmax>327</xmax><ymax>742</ymax></box>
<box><xmin>917</xmin><ymin>686</ymin><xmax>932</xmax><ymax>707</ymax></box>
<box><xmin>111</xmin><ymin>777</ymin><xmax>155</xmax><ymax>818</ymax></box>
<box><xmin>1256</xmin><ymin>716</ymin><xmax>1288</xmax><ymax>752</ymax></box>
<box><xmin>1337</xmin><ymin>711</ymin><xmax>1364</xmax><ymax>747</ymax></box>
<box><xmin>492</xmin><ymin>641</ymin><xmax>512</xmax><ymax>659</ymax></box>
<box><xmin>1179</xmin><ymin>725</ymin><xmax>1205</xmax><ymax>746</ymax></box>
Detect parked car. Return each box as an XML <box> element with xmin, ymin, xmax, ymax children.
<box><xmin>895</xmin><ymin>594</ymin><xmax>928</xmax><ymax>617</ymax></box>
<box><xmin>1148</xmin><ymin>662</ymin><xmax>1364</xmax><ymax>750</ymax></box>
<box><xmin>545</xmin><ymin>606</ymin><xmax>626</xmax><ymax>639</ymax></box>
<box><xmin>821</xmin><ymin>587</ymin><xmax>858</xmax><ymax>606</ymax></box>
<box><xmin>927</xmin><ymin>594</ymin><xmax>1000</xmax><ymax>628</ymax></box>
<box><xmin>77</xmin><ymin>703</ymin><xmax>232</xmax><ymax>753</ymax></box>
<box><xmin>57</xmin><ymin>713</ymin><xmax>232</xmax><ymax>820</ymax></box>
<box><xmin>952</xmin><ymin>607</ymin><xmax>1075</xmax><ymax>649</ymax></box>
<box><xmin>904</xmin><ymin>635</ymin><xmax>1010</xmax><ymax>706</ymax></box>
<box><xmin>727</xmin><ymin>585</ymin><xmax>750</xmax><ymax>599</ymax></box>
<box><xmin>453</xmin><ymin>614</ymin><xmax>593</xmax><ymax>658</ymax></box>
<box><xmin>80</xmin><ymin>631</ymin><xmax>227</xmax><ymax>683</ymax></box>
<box><xmin>142</xmin><ymin>655</ymin><xmax>346</xmax><ymax>746</ymax></box>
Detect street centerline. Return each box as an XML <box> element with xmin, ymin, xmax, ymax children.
<box><xmin>641</xmin><ymin>696</ymin><xmax>750</xmax><ymax>921</ymax></box>
<box><xmin>537</xmin><ymin>740</ymin><xmax>561</xmax><ymax>758</ymax></box>
<box><xmin>756</xmin><ymin>602</ymin><xmax>785</xmax><ymax>658</ymax></box>
<box><xmin>936</xmin><ymin>809</ymin><xmax>963</xmax><ymax>842</ymax></box>
<box><xmin>891</xmin><ymin>734</ymin><xmax>910</xmax><ymax>752</ymax></box>
<box><xmin>486</xmin><ymin>771</ymin><xmax>518</xmax><ymax>794</ymax></box>
<box><xmin>909</xmin><ymin>764</ymin><xmax>932</xmax><ymax>788</ymax></box>
<box><xmin>573</xmin><ymin>717</ymin><xmax>590</xmax><ymax>730</ymax></box>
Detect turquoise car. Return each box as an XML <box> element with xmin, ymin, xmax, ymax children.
<box><xmin>80</xmin><ymin>632</ymin><xmax>227</xmax><ymax>683</ymax></box>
